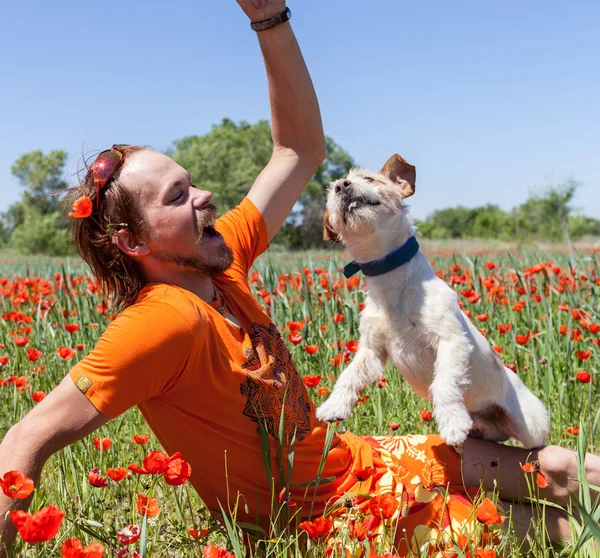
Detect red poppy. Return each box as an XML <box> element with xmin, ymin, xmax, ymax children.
<box><xmin>576</xmin><ymin>371</ymin><xmax>592</xmax><ymax>383</ymax></box>
<box><xmin>61</xmin><ymin>538</ymin><xmax>105</xmax><ymax>557</ymax></box>
<box><xmin>93</xmin><ymin>437</ymin><xmax>112</xmax><ymax>451</ymax></box>
<box><xmin>143</xmin><ymin>451</ymin><xmax>170</xmax><ymax>474</ymax></box>
<box><xmin>0</xmin><ymin>470</ymin><xmax>34</xmax><ymax>499</ymax></box>
<box><xmin>133</xmin><ymin>434</ymin><xmax>150</xmax><ymax>445</ymax></box>
<box><xmin>64</xmin><ymin>324</ymin><xmax>80</xmax><ymax>334</ymax></box>
<box><xmin>492</xmin><ymin>346</ymin><xmax>503</xmax><ymax>353</ymax></box>
<box><xmin>316</xmin><ymin>386</ymin><xmax>330</xmax><ymax>397</ymax></box>
<box><xmin>515</xmin><ymin>332</ymin><xmax>531</xmax><ymax>345</ymax></box>
<box><xmin>202</xmin><ymin>545</ymin><xmax>236</xmax><ymax>558</ymax></box>
<box><xmin>0</xmin><ymin>355</ymin><xmax>8</xmax><ymax>366</ymax></box>
<box><xmin>485</xmin><ymin>261</ymin><xmax>496</xmax><ymax>270</ymax></box>
<box><xmin>88</xmin><ymin>468</ymin><xmax>108</xmax><ymax>488</ymax></box>
<box><xmin>565</xmin><ymin>426</ymin><xmax>580</xmax><ymax>436</ymax></box>
<box><xmin>388</xmin><ymin>421</ymin><xmax>400</xmax><ymax>430</ymax></box>
<box><xmin>68</xmin><ymin>196</ymin><xmax>93</xmax><ymax>219</ymax></box>
<box><xmin>332</xmin><ymin>313</ymin><xmax>344</xmax><ymax>323</ymax></box>
<box><xmin>9</xmin><ymin>505</ymin><xmax>65</xmax><ymax>544</ymax></box>
<box><xmin>559</xmin><ymin>325</ymin><xmax>568</xmax><ymax>336</ymax></box>
<box><xmin>13</xmin><ymin>336</ymin><xmax>29</xmax><ymax>347</ymax></box>
<box><xmin>117</xmin><ymin>524</ymin><xmax>141</xmax><ymax>545</ymax></box>
<box><xmin>56</xmin><ymin>346</ymin><xmax>77</xmax><ymax>360</ymax></box>
<box><xmin>136</xmin><ymin>494</ymin><xmax>160</xmax><ymax>517</ymax></box>
<box><xmin>288</xmin><ymin>334</ymin><xmax>303</xmax><ymax>344</ymax></box>
<box><xmin>346</xmin><ymin>340</ymin><xmax>359</xmax><ymax>353</ymax></box>
<box><xmin>475</xmin><ymin>549</ymin><xmax>497</xmax><ymax>558</ymax></box>
<box><xmin>164</xmin><ymin>456</ymin><xmax>192</xmax><ymax>486</ymax></box>
<box><xmin>117</xmin><ymin>549</ymin><xmax>141</xmax><ymax>558</ymax></box>
<box><xmin>497</xmin><ymin>323</ymin><xmax>511</xmax><ymax>334</ymax></box>
<box><xmin>576</xmin><ymin>350</ymin><xmax>591</xmax><ymax>361</ymax></box>
<box><xmin>303</xmin><ymin>345</ymin><xmax>319</xmax><ymax>354</ymax></box>
<box><xmin>128</xmin><ymin>463</ymin><xmax>149</xmax><ymax>476</ymax></box>
<box><xmin>303</xmin><ymin>374</ymin><xmax>322</xmax><ymax>388</ymax></box>
<box><xmin>298</xmin><ymin>516</ymin><xmax>333</xmax><ymax>539</ymax></box>
<box><xmin>351</xmin><ymin>466</ymin><xmax>375</xmax><ymax>482</ymax></box>
<box><xmin>369</xmin><ymin>493</ymin><xmax>399</xmax><ymax>519</ymax></box>
<box><xmin>420</xmin><ymin>410</ymin><xmax>433</xmax><ymax>421</ymax></box>
<box><xmin>188</xmin><ymin>528</ymin><xmax>209</xmax><ymax>539</ymax></box>
<box><xmin>476</xmin><ymin>498</ymin><xmax>506</xmax><ymax>525</ymax></box>
<box><xmin>27</xmin><ymin>348</ymin><xmax>43</xmax><ymax>361</ymax></box>
<box><xmin>476</xmin><ymin>313</ymin><xmax>488</xmax><ymax>322</ymax></box>
<box><xmin>590</xmin><ymin>324</ymin><xmax>599</xmax><ymax>334</ymax></box>
<box><xmin>31</xmin><ymin>391</ymin><xmax>46</xmax><ymax>403</ymax></box>
<box><xmin>106</xmin><ymin>467</ymin><xmax>128</xmax><ymax>482</ymax></box>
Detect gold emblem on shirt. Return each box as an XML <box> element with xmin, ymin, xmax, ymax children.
<box><xmin>75</xmin><ymin>375</ymin><xmax>92</xmax><ymax>394</ymax></box>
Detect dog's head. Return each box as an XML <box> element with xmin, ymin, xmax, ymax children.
<box><xmin>323</xmin><ymin>154</ymin><xmax>416</xmax><ymax>244</ymax></box>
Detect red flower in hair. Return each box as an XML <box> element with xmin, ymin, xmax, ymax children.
<box><xmin>68</xmin><ymin>196</ymin><xmax>93</xmax><ymax>218</ymax></box>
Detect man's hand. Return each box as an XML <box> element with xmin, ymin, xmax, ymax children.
<box><xmin>236</xmin><ymin>0</ymin><xmax>286</xmax><ymax>21</ymax></box>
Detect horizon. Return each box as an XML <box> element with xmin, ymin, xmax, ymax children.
<box><xmin>1</xmin><ymin>0</ymin><xmax>598</xmax><ymax>222</ymax></box>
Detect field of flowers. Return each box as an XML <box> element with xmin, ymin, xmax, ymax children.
<box><xmin>0</xmin><ymin>247</ymin><xmax>598</xmax><ymax>557</ymax></box>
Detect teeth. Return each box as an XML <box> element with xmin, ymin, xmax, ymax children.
<box><xmin>348</xmin><ymin>201</ymin><xmax>357</xmax><ymax>210</ymax></box>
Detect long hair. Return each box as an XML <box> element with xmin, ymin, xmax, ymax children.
<box><xmin>67</xmin><ymin>145</ymin><xmax>150</xmax><ymax>312</ymax></box>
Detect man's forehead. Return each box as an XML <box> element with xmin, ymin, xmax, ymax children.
<box><xmin>119</xmin><ymin>151</ymin><xmax>188</xmax><ymax>199</ymax></box>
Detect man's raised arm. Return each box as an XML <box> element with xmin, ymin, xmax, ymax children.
<box><xmin>0</xmin><ymin>376</ymin><xmax>108</xmax><ymax>557</ymax></box>
<box><xmin>237</xmin><ymin>0</ymin><xmax>327</xmax><ymax>241</ymax></box>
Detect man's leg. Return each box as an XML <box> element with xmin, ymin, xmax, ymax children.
<box><xmin>501</xmin><ymin>500</ymin><xmax>571</xmax><ymax>547</ymax></box>
<box><xmin>462</xmin><ymin>437</ymin><xmax>600</xmax><ymax>508</ymax></box>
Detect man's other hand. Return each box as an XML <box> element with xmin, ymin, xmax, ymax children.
<box><xmin>236</xmin><ymin>0</ymin><xmax>286</xmax><ymax>22</ymax></box>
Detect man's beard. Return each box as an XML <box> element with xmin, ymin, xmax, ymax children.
<box><xmin>155</xmin><ymin>241</ymin><xmax>234</xmax><ymax>277</ymax></box>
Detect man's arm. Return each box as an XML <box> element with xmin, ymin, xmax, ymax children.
<box><xmin>0</xmin><ymin>376</ymin><xmax>108</xmax><ymax>557</ymax></box>
<box><xmin>237</xmin><ymin>1</ymin><xmax>327</xmax><ymax>241</ymax></box>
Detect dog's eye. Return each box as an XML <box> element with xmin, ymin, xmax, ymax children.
<box><xmin>364</xmin><ymin>176</ymin><xmax>375</xmax><ymax>183</ymax></box>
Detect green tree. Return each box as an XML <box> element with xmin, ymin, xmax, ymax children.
<box><xmin>169</xmin><ymin>119</ymin><xmax>355</xmax><ymax>249</ymax></box>
<box><xmin>10</xmin><ymin>206</ymin><xmax>71</xmax><ymax>256</ymax></box>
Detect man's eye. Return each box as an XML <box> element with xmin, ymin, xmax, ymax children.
<box><xmin>171</xmin><ymin>192</ymin><xmax>184</xmax><ymax>203</ymax></box>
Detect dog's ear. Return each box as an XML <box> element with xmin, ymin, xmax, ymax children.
<box><xmin>323</xmin><ymin>210</ymin><xmax>340</xmax><ymax>243</ymax></box>
<box><xmin>380</xmin><ymin>154</ymin><xmax>416</xmax><ymax>198</ymax></box>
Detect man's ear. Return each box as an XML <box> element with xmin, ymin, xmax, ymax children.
<box><xmin>114</xmin><ymin>229</ymin><xmax>150</xmax><ymax>258</ymax></box>
<box><xmin>379</xmin><ymin>154</ymin><xmax>416</xmax><ymax>198</ymax></box>
<box><xmin>323</xmin><ymin>211</ymin><xmax>340</xmax><ymax>243</ymax></box>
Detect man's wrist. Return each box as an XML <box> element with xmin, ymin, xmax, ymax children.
<box><xmin>251</xmin><ymin>7</ymin><xmax>291</xmax><ymax>32</ymax></box>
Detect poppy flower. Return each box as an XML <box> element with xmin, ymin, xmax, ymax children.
<box><xmin>0</xmin><ymin>470</ymin><xmax>34</xmax><ymax>499</ymax></box>
<box><xmin>188</xmin><ymin>528</ymin><xmax>209</xmax><ymax>539</ymax></box>
<box><xmin>64</xmin><ymin>324</ymin><xmax>80</xmax><ymax>334</ymax></box>
<box><xmin>351</xmin><ymin>466</ymin><xmax>375</xmax><ymax>482</ymax></box>
<box><xmin>475</xmin><ymin>549</ymin><xmax>497</xmax><ymax>558</ymax></box>
<box><xmin>388</xmin><ymin>421</ymin><xmax>400</xmax><ymax>430</ymax></box>
<box><xmin>164</xmin><ymin>456</ymin><xmax>192</xmax><ymax>486</ymax></box>
<box><xmin>303</xmin><ymin>375</ymin><xmax>321</xmax><ymax>388</ymax></box>
<box><xmin>278</xmin><ymin>487</ymin><xmax>297</xmax><ymax>508</ymax></box>
<box><xmin>88</xmin><ymin>468</ymin><xmax>108</xmax><ymax>488</ymax></box>
<box><xmin>475</xmin><ymin>497</ymin><xmax>506</xmax><ymax>525</ymax></box>
<box><xmin>26</xmin><ymin>348</ymin><xmax>43</xmax><ymax>361</ymax></box>
<box><xmin>61</xmin><ymin>538</ymin><xmax>105</xmax><ymax>557</ymax></box>
<box><xmin>346</xmin><ymin>340</ymin><xmax>359</xmax><ymax>353</ymax></box>
<box><xmin>288</xmin><ymin>334</ymin><xmax>303</xmax><ymax>344</ymax></box>
<box><xmin>420</xmin><ymin>410</ymin><xmax>433</xmax><ymax>421</ymax></box>
<box><xmin>143</xmin><ymin>451</ymin><xmax>170</xmax><ymax>474</ymax></box>
<box><xmin>590</xmin><ymin>324</ymin><xmax>599</xmax><ymax>334</ymax></box>
<box><xmin>476</xmin><ymin>313</ymin><xmax>488</xmax><ymax>322</ymax></box>
<box><xmin>565</xmin><ymin>426</ymin><xmax>580</xmax><ymax>436</ymax></box>
<box><xmin>0</xmin><ymin>356</ymin><xmax>8</xmax><ymax>366</ymax></box>
<box><xmin>332</xmin><ymin>313</ymin><xmax>344</xmax><ymax>323</ymax></box>
<box><xmin>93</xmin><ymin>437</ymin><xmax>112</xmax><ymax>451</ymax></box>
<box><xmin>576</xmin><ymin>350</ymin><xmax>591</xmax><ymax>361</ymax></box>
<box><xmin>520</xmin><ymin>461</ymin><xmax>548</xmax><ymax>488</ymax></box>
<box><xmin>117</xmin><ymin>524</ymin><xmax>141</xmax><ymax>545</ymax></box>
<box><xmin>117</xmin><ymin>549</ymin><xmax>141</xmax><ymax>558</ymax></box>
<box><xmin>132</xmin><ymin>434</ymin><xmax>150</xmax><ymax>445</ymax></box>
<box><xmin>13</xmin><ymin>336</ymin><xmax>29</xmax><ymax>347</ymax></box>
<box><xmin>136</xmin><ymin>494</ymin><xmax>160</xmax><ymax>517</ymax></box>
<box><xmin>316</xmin><ymin>386</ymin><xmax>330</xmax><ymax>397</ymax></box>
<box><xmin>202</xmin><ymin>546</ymin><xmax>236</xmax><ymax>558</ymax></box>
<box><xmin>106</xmin><ymin>467</ymin><xmax>128</xmax><ymax>482</ymax></box>
<box><xmin>68</xmin><ymin>196</ymin><xmax>93</xmax><ymax>219</ymax></box>
<box><xmin>56</xmin><ymin>346</ymin><xmax>77</xmax><ymax>360</ymax></box>
<box><xmin>31</xmin><ymin>391</ymin><xmax>46</xmax><ymax>403</ymax></box>
<box><xmin>497</xmin><ymin>323</ymin><xmax>511</xmax><ymax>334</ymax></box>
<box><xmin>515</xmin><ymin>332</ymin><xmax>531</xmax><ymax>345</ymax></box>
<box><xmin>559</xmin><ymin>325</ymin><xmax>568</xmax><ymax>336</ymax></box>
<box><xmin>369</xmin><ymin>493</ymin><xmax>399</xmax><ymax>519</ymax></box>
<box><xmin>298</xmin><ymin>516</ymin><xmax>333</xmax><ymax>539</ymax></box>
<box><xmin>576</xmin><ymin>371</ymin><xmax>592</xmax><ymax>383</ymax></box>
<box><xmin>303</xmin><ymin>345</ymin><xmax>319</xmax><ymax>354</ymax></box>
<box><xmin>9</xmin><ymin>505</ymin><xmax>65</xmax><ymax>544</ymax></box>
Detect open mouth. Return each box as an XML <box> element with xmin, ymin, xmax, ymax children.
<box><xmin>202</xmin><ymin>224</ymin><xmax>221</xmax><ymax>239</ymax></box>
<box><xmin>344</xmin><ymin>198</ymin><xmax>381</xmax><ymax>212</ymax></box>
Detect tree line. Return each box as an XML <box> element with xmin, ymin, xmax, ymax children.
<box><xmin>2</xmin><ymin>118</ymin><xmax>598</xmax><ymax>255</ymax></box>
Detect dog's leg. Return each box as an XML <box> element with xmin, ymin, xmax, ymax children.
<box><xmin>431</xmin><ymin>336</ymin><xmax>473</xmax><ymax>446</ymax></box>
<box><xmin>316</xmin><ymin>346</ymin><xmax>386</xmax><ymax>422</ymax></box>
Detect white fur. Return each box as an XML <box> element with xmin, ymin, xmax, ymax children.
<box><xmin>316</xmin><ymin>168</ymin><xmax>550</xmax><ymax>448</ymax></box>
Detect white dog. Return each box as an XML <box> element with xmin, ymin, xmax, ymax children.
<box><xmin>316</xmin><ymin>154</ymin><xmax>550</xmax><ymax>448</ymax></box>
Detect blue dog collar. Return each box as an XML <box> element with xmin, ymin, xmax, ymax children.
<box><xmin>343</xmin><ymin>236</ymin><xmax>420</xmax><ymax>278</ymax></box>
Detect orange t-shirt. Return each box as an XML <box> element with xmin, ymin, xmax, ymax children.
<box><xmin>70</xmin><ymin>197</ymin><xmax>373</xmax><ymax>526</ymax></box>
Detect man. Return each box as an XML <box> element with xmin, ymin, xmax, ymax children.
<box><xmin>1</xmin><ymin>0</ymin><xmax>599</xmax><ymax>554</ymax></box>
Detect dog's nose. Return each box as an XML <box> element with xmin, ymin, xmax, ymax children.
<box><xmin>334</xmin><ymin>179</ymin><xmax>351</xmax><ymax>193</ymax></box>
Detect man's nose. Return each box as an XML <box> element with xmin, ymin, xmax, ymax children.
<box><xmin>334</xmin><ymin>179</ymin><xmax>351</xmax><ymax>194</ymax></box>
<box><xmin>192</xmin><ymin>189</ymin><xmax>213</xmax><ymax>209</ymax></box>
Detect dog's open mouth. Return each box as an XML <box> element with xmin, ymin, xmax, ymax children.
<box><xmin>343</xmin><ymin>197</ymin><xmax>381</xmax><ymax>213</ymax></box>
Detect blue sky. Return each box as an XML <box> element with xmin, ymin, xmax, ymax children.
<box><xmin>1</xmin><ymin>0</ymin><xmax>599</xmax><ymax>221</ymax></box>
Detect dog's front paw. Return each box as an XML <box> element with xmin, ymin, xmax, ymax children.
<box><xmin>316</xmin><ymin>391</ymin><xmax>357</xmax><ymax>423</ymax></box>
<box><xmin>436</xmin><ymin>407</ymin><xmax>473</xmax><ymax>446</ymax></box>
